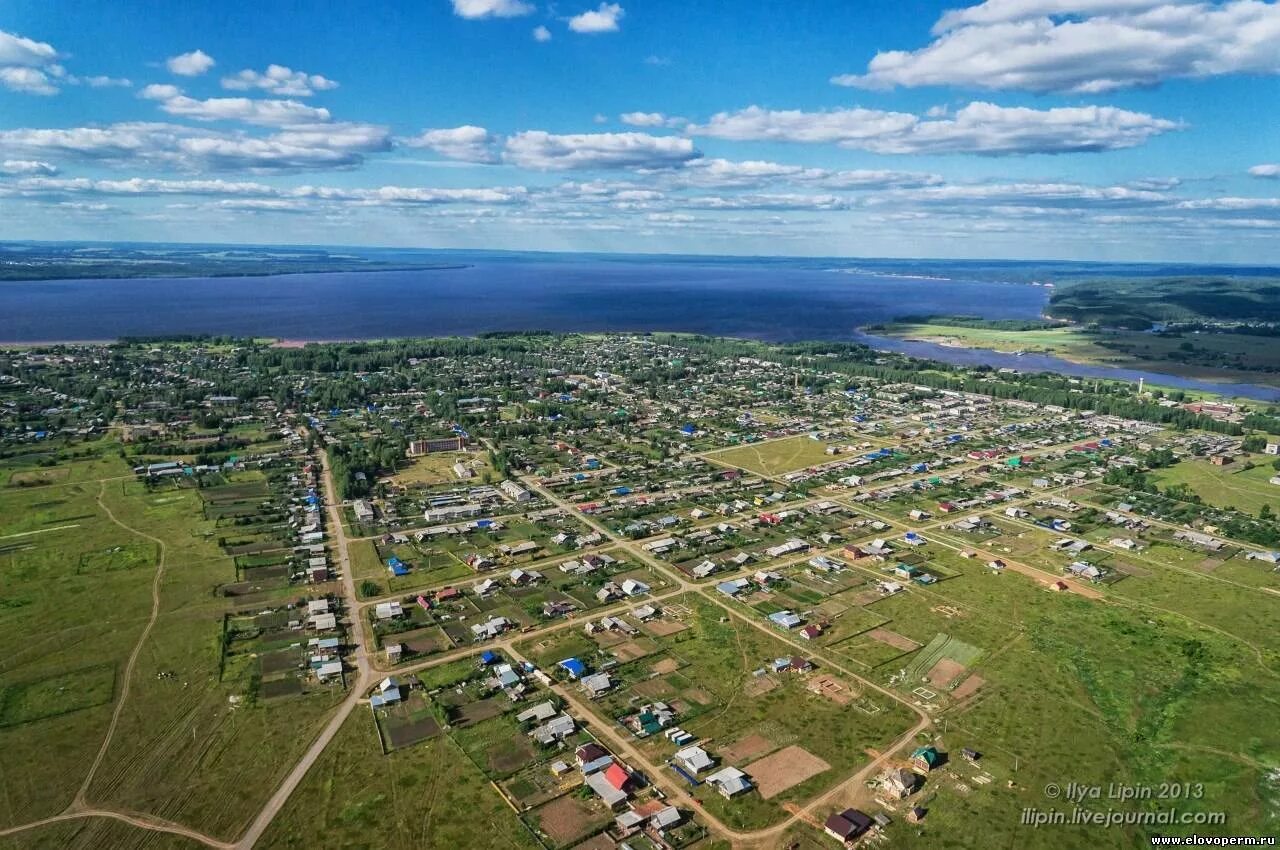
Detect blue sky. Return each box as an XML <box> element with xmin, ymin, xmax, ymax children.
<box><xmin>2</xmin><ymin>0</ymin><xmax>1279</xmax><ymax>261</ymax></box>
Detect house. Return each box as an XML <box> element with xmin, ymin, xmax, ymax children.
<box><xmin>880</xmin><ymin>767</ymin><xmax>918</xmax><ymax>799</ymax></box>
<box><xmin>310</xmin><ymin>612</ymin><xmax>337</xmax><ymax>631</ymax></box>
<box><xmin>674</xmin><ymin>745</ymin><xmax>714</xmax><ymax>774</ymax></box>
<box><xmin>369</xmin><ymin>676</ymin><xmax>401</xmax><ymax>708</ymax></box>
<box><xmin>315</xmin><ymin>660</ymin><xmax>343</xmax><ymax>681</ymax></box>
<box><xmin>384</xmin><ymin>643</ymin><xmax>403</xmax><ymax>663</ymax></box>
<box><xmin>353</xmin><ymin>499</ymin><xmax>375</xmax><ymax>522</ymax></box>
<box><xmin>632</xmin><ymin>604</ymin><xmax>658</xmax><ymax>621</ymax></box>
<box><xmin>471</xmin><ymin>616</ymin><xmax>510</xmax><ymax>640</ymax></box>
<box><xmin>531</xmin><ymin>715</ymin><xmax>577</xmax><ymax>745</ymax></box>
<box><xmin>582</xmin><ymin>672</ymin><xmax>613</xmax><ymax>697</ymax></box>
<box><xmin>575</xmin><ymin>742</ymin><xmax>612</xmax><ymax>772</ymax></box>
<box><xmin>558</xmin><ymin>657</ymin><xmax>587</xmax><ymax>679</ymax></box>
<box><xmin>516</xmin><ymin>701</ymin><xmax>558</xmax><ymax>724</ymax></box>
<box><xmin>824</xmin><ymin>808</ymin><xmax>874</xmax><ymax>844</ymax></box>
<box><xmin>799</xmin><ymin>624</ymin><xmax>823</xmax><ymax>640</ymax></box>
<box><xmin>500</xmin><ymin>480</ymin><xmax>532</xmax><ymax>502</ymax></box>
<box><xmin>772</xmin><ymin>656</ymin><xmax>812</xmax><ymax>673</ymax></box>
<box><xmin>768</xmin><ymin>610</ymin><xmax>803</xmax><ymax>630</ymax></box>
<box><xmin>716</xmin><ymin>578</ymin><xmax>752</xmax><ymax>597</ymax></box>
<box><xmin>911</xmin><ymin>745</ymin><xmax>942</xmax><ymax>773</ymax></box>
<box><xmin>705</xmin><ymin>766</ymin><xmax>753</xmax><ymax>798</ymax></box>
<box><xmin>907</xmin><ymin>806</ymin><xmax>928</xmax><ymax>823</ymax></box>
<box><xmin>374</xmin><ymin>601</ymin><xmax>403</xmax><ymax>620</ymax></box>
<box><xmin>585</xmin><ymin>771</ymin><xmax>629</xmax><ymax>808</ymax></box>
<box><xmin>621</xmin><ymin>578</ymin><xmax>650</xmax><ymax>596</ymax></box>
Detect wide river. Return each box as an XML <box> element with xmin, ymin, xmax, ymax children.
<box><xmin>2</xmin><ymin>258</ymin><xmax>1277</xmax><ymax>401</ymax></box>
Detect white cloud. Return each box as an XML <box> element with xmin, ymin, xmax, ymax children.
<box><xmin>875</xmin><ymin>181</ymin><xmax>1172</xmax><ymax>208</ymax></box>
<box><xmin>403</xmin><ymin>126</ymin><xmax>499</xmax><ymax>163</ymax></box>
<box><xmin>0</xmin><ymin>29</ymin><xmax>61</xmax><ymax>95</ymax></box>
<box><xmin>834</xmin><ymin>0</ymin><xmax>1280</xmax><ymax>93</ymax></box>
<box><xmin>0</xmin><ymin>159</ymin><xmax>58</xmax><ymax>176</ymax></box>
<box><xmin>0</xmin><ymin>66</ymin><xmax>58</xmax><ymax>95</ymax></box>
<box><xmin>0</xmin><ymin>122</ymin><xmax>391</xmax><ymax>172</ymax></box>
<box><xmin>1175</xmin><ymin>196</ymin><xmax>1280</xmax><ymax>211</ymax></box>
<box><xmin>451</xmin><ymin>0</ymin><xmax>535</xmax><ymax>18</ymax></box>
<box><xmin>683</xmin><ymin>193</ymin><xmax>851</xmax><ymax>211</ymax></box>
<box><xmin>504</xmin><ymin>131</ymin><xmax>700</xmax><ymax>170</ymax></box>
<box><xmin>620</xmin><ymin>112</ymin><xmax>687</xmax><ymax>129</ymax></box>
<box><xmin>152</xmin><ymin>93</ymin><xmax>333</xmax><ymax>127</ymax></box>
<box><xmin>687</xmin><ymin>102</ymin><xmax>1179</xmax><ymax>155</ymax></box>
<box><xmin>533</xmin><ymin>25</ymin><xmax>552</xmax><ymax>41</ymax></box>
<box><xmin>1249</xmin><ymin>164</ymin><xmax>1280</xmax><ymax>179</ymax></box>
<box><xmin>12</xmin><ymin>175</ymin><xmax>528</xmax><ymax>208</ymax></box>
<box><xmin>140</xmin><ymin>83</ymin><xmax>183</xmax><ymax>100</ymax></box>
<box><xmin>0</xmin><ymin>29</ymin><xmax>58</xmax><ymax>66</ymax></box>
<box><xmin>568</xmin><ymin>3</ymin><xmax>624</xmax><ymax>33</ymax></box>
<box><xmin>221</xmin><ymin>65</ymin><xmax>339</xmax><ymax>97</ymax></box>
<box><xmin>166</xmin><ymin>49</ymin><xmax>216</xmax><ymax>77</ymax></box>
<box><xmin>671</xmin><ymin>157</ymin><xmax>942</xmax><ymax>190</ymax></box>
<box><xmin>83</xmin><ymin>75</ymin><xmax>132</xmax><ymax>88</ymax></box>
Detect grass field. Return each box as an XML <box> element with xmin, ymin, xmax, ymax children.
<box><xmin>258</xmin><ymin>713</ymin><xmax>541</xmax><ymax>850</ymax></box>
<box><xmin>1150</xmin><ymin>456</ymin><xmax>1280</xmax><ymax>515</ymax></box>
<box><xmin>0</xmin><ymin>439</ymin><xmax>347</xmax><ymax>841</ymax></box>
<box><xmin>704</xmin><ymin>435</ymin><xmax>836</xmax><ymax>477</ymax></box>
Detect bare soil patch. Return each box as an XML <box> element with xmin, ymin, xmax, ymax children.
<box><xmin>719</xmin><ymin>733</ymin><xmax>773</xmax><ymax>763</ymax></box>
<box><xmin>951</xmin><ymin>674</ymin><xmax>986</xmax><ymax>700</ymax></box>
<box><xmin>643</xmin><ymin>619</ymin><xmax>688</xmax><ymax>637</ymax></box>
<box><xmin>538</xmin><ymin>795</ymin><xmax>600</xmax><ymax>846</ymax></box>
<box><xmin>926</xmin><ymin>657</ymin><xmax>967</xmax><ymax>689</ymax></box>
<box><xmin>745</xmin><ymin>745</ymin><xmax>831</xmax><ymax>799</ymax></box>
<box><xmin>651</xmin><ymin>657</ymin><xmax>681</xmax><ymax>675</ymax></box>
<box><xmin>867</xmin><ymin>627</ymin><xmax>920</xmax><ymax>652</ymax></box>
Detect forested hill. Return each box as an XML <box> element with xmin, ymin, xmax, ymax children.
<box><xmin>1049</xmin><ymin>277</ymin><xmax>1280</xmax><ymax>328</ymax></box>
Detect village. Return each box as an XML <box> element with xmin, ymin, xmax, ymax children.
<box><xmin>1</xmin><ymin>334</ymin><xmax>1278</xmax><ymax>850</ymax></box>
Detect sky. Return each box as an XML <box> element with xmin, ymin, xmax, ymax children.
<box><xmin>1</xmin><ymin>0</ymin><xmax>1279</xmax><ymax>262</ymax></box>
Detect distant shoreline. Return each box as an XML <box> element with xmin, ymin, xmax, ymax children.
<box><xmin>0</xmin><ymin>263</ymin><xmax>471</xmax><ymax>284</ymax></box>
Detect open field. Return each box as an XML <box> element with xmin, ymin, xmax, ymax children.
<box><xmin>1151</xmin><ymin>456</ymin><xmax>1280</xmax><ymax>515</ymax></box>
<box><xmin>257</xmin><ymin>712</ymin><xmax>541</xmax><ymax>850</ymax></box>
<box><xmin>704</xmin><ymin>436</ymin><xmax>836</xmax><ymax>477</ymax></box>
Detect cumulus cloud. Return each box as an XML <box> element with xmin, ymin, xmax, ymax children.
<box><xmin>402</xmin><ymin>126</ymin><xmax>499</xmax><ymax>163</ymax></box>
<box><xmin>1249</xmin><ymin>164</ymin><xmax>1280</xmax><ymax>179</ymax></box>
<box><xmin>687</xmin><ymin>102</ymin><xmax>1180</xmax><ymax>155</ymax></box>
<box><xmin>166</xmin><ymin>49</ymin><xmax>215</xmax><ymax>77</ymax></box>
<box><xmin>0</xmin><ymin>159</ymin><xmax>58</xmax><ymax>176</ymax></box>
<box><xmin>0</xmin><ymin>121</ymin><xmax>391</xmax><ymax>172</ymax></box>
<box><xmin>451</xmin><ymin>0</ymin><xmax>534</xmax><ymax>18</ymax></box>
<box><xmin>833</xmin><ymin>0</ymin><xmax>1280</xmax><ymax>93</ymax></box>
<box><xmin>504</xmin><ymin>131</ymin><xmax>700</xmax><ymax>170</ymax></box>
<box><xmin>221</xmin><ymin>64</ymin><xmax>339</xmax><ymax>97</ymax></box>
<box><xmin>533</xmin><ymin>25</ymin><xmax>552</xmax><ymax>41</ymax></box>
<box><xmin>568</xmin><ymin>3</ymin><xmax>624</xmax><ymax>33</ymax></box>
<box><xmin>140</xmin><ymin>83</ymin><xmax>183</xmax><ymax>100</ymax></box>
<box><xmin>150</xmin><ymin>93</ymin><xmax>334</xmax><ymax>127</ymax></box>
<box><xmin>0</xmin><ymin>29</ymin><xmax>61</xmax><ymax>95</ymax></box>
